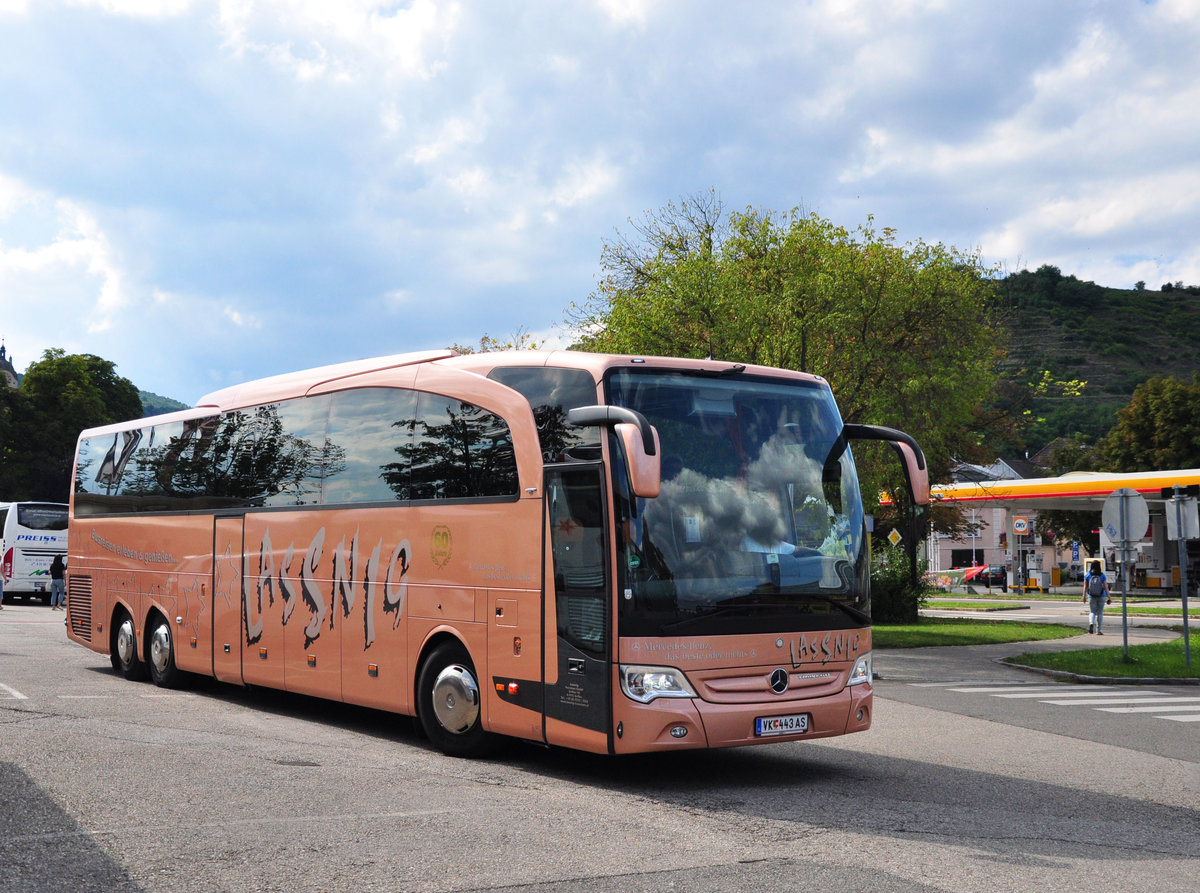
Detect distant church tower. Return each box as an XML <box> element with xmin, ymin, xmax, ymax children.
<box><xmin>0</xmin><ymin>342</ymin><xmax>18</xmax><ymax>388</ymax></box>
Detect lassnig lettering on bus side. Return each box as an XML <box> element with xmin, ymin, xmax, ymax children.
<box><xmin>92</xmin><ymin>524</ymin><xmax>414</xmax><ymax>653</ymax></box>
<box><xmin>245</xmin><ymin>527</ymin><xmax>412</xmax><ymax>651</ymax></box>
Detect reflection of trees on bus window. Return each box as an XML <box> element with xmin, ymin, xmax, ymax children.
<box><xmin>488</xmin><ymin>366</ymin><xmax>600</xmax><ymax>462</ymax></box>
<box><xmin>73</xmin><ymin>386</ymin><xmax>519</xmax><ymax>514</ymax></box>
<box><xmin>384</xmin><ymin>394</ymin><xmax>518</xmax><ymax>501</ymax></box>
<box><xmin>324</xmin><ymin>388</ymin><xmax>417</xmax><ymax>504</ymax></box>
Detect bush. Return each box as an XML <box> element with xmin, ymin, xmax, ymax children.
<box><xmin>871</xmin><ymin>542</ymin><xmax>931</xmax><ymax>623</ymax></box>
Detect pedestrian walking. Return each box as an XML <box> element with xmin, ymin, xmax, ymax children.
<box><xmin>1082</xmin><ymin>559</ymin><xmax>1110</xmax><ymax>634</ymax></box>
<box><xmin>49</xmin><ymin>554</ymin><xmax>66</xmax><ymax>610</ymax></box>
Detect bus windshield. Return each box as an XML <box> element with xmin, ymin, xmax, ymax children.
<box><xmin>17</xmin><ymin>503</ymin><xmax>69</xmax><ymax>531</ymax></box>
<box><xmin>608</xmin><ymin>370</ymin><xmax>868</xmax><ymax>637</ymax></box>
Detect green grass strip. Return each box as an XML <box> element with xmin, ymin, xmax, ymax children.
<box><xmin>1004</xmin><ymin>636</ymin><xmax>1200</xmax><ymax>679</ymax></box>
<box><xmin>874</xmin><ymin>617</ymin><xmax>1083</xmax><ymax>649</ymax></box>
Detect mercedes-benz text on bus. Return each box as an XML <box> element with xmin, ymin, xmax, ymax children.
<box><xmin>65</xmin><ymin>350</ymin><xmax>929</xmax><ymax>756</ymax></box>
<box><xmin>2</xmin><ymin>502</ymin><xmax>69</xmax><ymax>604</ymax></box>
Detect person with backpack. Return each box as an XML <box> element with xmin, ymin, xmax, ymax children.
<box><xmin>1082</xmin><ymin>559</ymin><xmax>1110</xmax><ymax>634</ymax></box>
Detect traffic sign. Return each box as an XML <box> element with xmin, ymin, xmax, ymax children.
<box><xmin>1101</xmin><ymin>488</ymin><xmax>1148</xmax><ymax>544</ymax></box>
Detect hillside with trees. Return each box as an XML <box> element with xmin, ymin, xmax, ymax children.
<box><xmin>994</xmin><ymin>266</ymin><xmax>1200</xmax><ymax>455</ymax></box>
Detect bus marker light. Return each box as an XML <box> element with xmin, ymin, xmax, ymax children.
<box><xmin>513</xmin><ymin>637</ymin><xmax>522</xmax><ymax>655</ymax></box>
<box><xmin>670</xmin><ymin>726</ymin><xmax>688</xmax><ymax>738</ymax></box>
<box><xmin>507</xmin><ymin>681</ymin><xmax>519</xmax><ymax>696</ymax></box>
<box><xmin>259</xmin><ymin>647</ymin><xmax>268</xmax><ymax>660</ymax></box>
<box><xmin>368</xmin><ymin>664</ymin><xmax>379</xmax><ymax>678</ymax></box>
<box><xmin>189</xmin><ymin>636</ymin><xmax>197</xmax><ymax>648</ymax></box>
<box><xmin>307</xmin><ymin>655</ymin><xmax>317</xmax><ymax>667</ymax></box>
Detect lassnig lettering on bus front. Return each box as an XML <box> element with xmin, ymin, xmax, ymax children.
<box><xmin>788</xmin><ymin>630</ymin><xmax>863</xmax><ymax>667</ymax></box>
<box><xmin>245</xmin><ymin>526</ymin><xmax>412</xmax><ymax>652</ymax></box>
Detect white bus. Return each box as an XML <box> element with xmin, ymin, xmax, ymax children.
<box><xmin>1</xmin><ymin>501</ymin><xmax>69</xmax><ymax>604</ymax></box>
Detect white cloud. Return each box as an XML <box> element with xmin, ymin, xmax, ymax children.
<box><xmin>66</xmin><ymin>0</ymin><xmax>194</xmax><ymax>17</ymax></box>
<box><xmin>593</xmin><ymin>0</ymin><xmax>651</xmax><ymax>28</ymax></box>
<box><xmin>0</xmin><ymin>181</ymin><xmax>128</xmax><ymax>334</ymax></box>
<box><xmin>215</xmin><ymin>0</ymin><xmax>459</xmax><ymax>83</ymax></box>
<box><xmin>4</xmin><ymin>0</ymin><xmax>1200</xmax><ymax>400</ymax></box>
<box><xmin>549</xmin><ymin>154</ymin><xmax>620</xmax><ymax>209</ymax></box>
<box><xmin>223</xmin><ymin>304</ymin><xmax>261</xmax><ymax>328</ymax></box>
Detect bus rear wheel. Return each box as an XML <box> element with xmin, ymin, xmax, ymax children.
<box><xmin>111</xmin><ymin>610</ymin><xmax>147</xmax><ymax>681</ymax></box>
<box><xmin>147</xmin><ymin>616</ymin><xmax>179</xmax><ymax>688</ymax></box>
<box><xmin>417</xmin><ymin>642</ymin><xmax>495</xmax><ymax>758</ymax></box>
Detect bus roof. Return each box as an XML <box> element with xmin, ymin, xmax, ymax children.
<box><xmin>78</xmin><ymin>349</ymin><xmax>831</xmax><ymax>440</ymax></box>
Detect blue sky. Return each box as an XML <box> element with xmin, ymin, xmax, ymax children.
<box><xmin>2</xmin><ymin>0</ymin><xmax>1198</xmax><ymax>404</ymax></box>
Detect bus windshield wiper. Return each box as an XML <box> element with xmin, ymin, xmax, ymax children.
<box><xmin>797</xmin><ymin>594</ymin><xmax>870</xmax><ymax>625</ymax></box>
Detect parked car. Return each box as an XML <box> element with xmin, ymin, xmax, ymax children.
<box><xmin>968</xmin><ymin>565</ymin><xmax>1008</xmax><ymax>591</ymax></box>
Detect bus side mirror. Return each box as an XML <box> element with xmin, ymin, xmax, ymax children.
<box><xmin>841</xmin><ymin>423</ymin><xmax>931</xmax><ymax>507</ymax></box>
<box><xmin>567</xmin><ymin>405</ymin><xmax>662</xmax><ymax>500</ymax></box>
<box><xmin>891</xmin><ymin>440</ymin><xmax>930</xmax><ymax>506</ymax></box>
<box><xmin>616</xmin><ymin>422</ymin><xmax>660</xmax><ymax>499</ymax></box>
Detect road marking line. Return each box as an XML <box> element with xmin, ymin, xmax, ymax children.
<box><xmin>0</xmin><ymin>682</ymin><xmax>28</xmax><ymax>699</ymax></box>
<box><xmin>1044</xmin><ymin>696</ymin><xmax>1200</xmax><ymax>707</ymax></box>
<box><xmin>992</xmin><ymin>689</ymin><xmax>1162</xmax><ymax>699</ymax></box>
<box><xmin>1096</xmin><ymin>703</ymin><xmax>1200</xmax><ymax>713</ymax></box>
<box><xmin>948</xmin><ymin>685</ymin><xmax>1096</xmax><ymax>693</ymax></box>
<box><xmin>1162</xmin><ymin>714</ymin><xmax>1200</xmax><ymax>722</ymax></box>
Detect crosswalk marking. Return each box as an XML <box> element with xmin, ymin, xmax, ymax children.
<box><xmin>914</xmin><ymin>680</ymin><xmax>1200</xmax><ymax>723</ymax></box>
<box><xmin>992</xmin><ymin>689</ymin><xmax>1162</xmax><ymax>699</ymax></box>
<box><xmin>0</xmin><ymin>682</ymin><xmax>28</xmax><ymax>699</ymax></box>
<box><xmin>1043</xmin><ymin>696</ymin><xmax>1200</xmax><ymax>707</ymax></box>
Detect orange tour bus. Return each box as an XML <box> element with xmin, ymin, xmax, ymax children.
<box><xmin>65</xmin><ymin>349</ymin><xmax>929</xmax><ymax>756</ymax></box>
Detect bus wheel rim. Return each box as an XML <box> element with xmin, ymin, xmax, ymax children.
<box><xmin>116</xmin><ymin>618</ymin><xmax>136</xmax><ymax>666</ymax></box>
<box><xmin>149</xmin><ymin>624</ymin><xmax>171</xmax><ymax>674</ymax></box>
<box><xmin>431</xmin><ymin>664</ymin><xmax>479</xmax><ymax>734</ymax></box>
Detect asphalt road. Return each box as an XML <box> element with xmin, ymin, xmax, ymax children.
<box><xmin>2</xmin><ymin>601</ymin><xmax>1197</xmax><ymax>893</ymax></box>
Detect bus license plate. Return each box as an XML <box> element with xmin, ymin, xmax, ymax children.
<box><xmin>755</xmin><ymin>713</ymin><xmax>810</xmax><ymax>737</ymax></box>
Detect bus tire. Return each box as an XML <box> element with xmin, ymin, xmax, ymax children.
<box><xmin>417</xmin><ymin>642</ymin><xmax>495</xmax><ymax>758</ymax></box>
<box><xmin>111</xmin><ymin>609</ymin><xmax>147</xmax><ymax>681</ymax></box>
<box><xmin>147</xmin><ymin>615</ymin><xmax>180</xmax><ymax>688</ymax></box>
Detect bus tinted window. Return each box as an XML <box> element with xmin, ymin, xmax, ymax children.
<box><xmin>408</xmin><ymin>394</ymin><xmax>518</xmax><ymax>500</ymax></box>
<box><xmin>325</xmin><ymin>387</ymin><xmax>418</xmax><ymax>504</ymax></box>
<box><xmin>257</xmin><ymin>396</ymin><xmax>332</xmax><ymax>507</ymax></box>
<box><xmin>74</xmin><ymin>387</ymin><xmax>517</xmax><ymax>513</ymax></box>
<box><xmin>488</xmin><ymin>365</ymin><xmax>600</xmax><ymax>462</ymax></box>
<box><xmin>16</xmin><ymin>503</ymin><xmax>68</xmax><ymax>530</ymax></box>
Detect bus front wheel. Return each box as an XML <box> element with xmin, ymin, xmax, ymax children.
<box><xmin>417</xmin><ymin>642</ymin><xmax>495</xmax><ymax>758</ymax></box>
<box><xmin>111</xmin><ymin>610</ymin><xmax>147</xmax><ymax>681</ymax></box>
<box><xmin>147</xmin><ymin>616</ymin><xmax>179</xmax><ymax>688</ymax></box>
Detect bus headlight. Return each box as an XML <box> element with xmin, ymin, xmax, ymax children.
<box><xmin>620</xmin><ymin>665</ymin><xmax>698</xmax><ymax>703</ymax></box>
<box><xmin>847</xmin><ymin>652</ymin><xmax>872</xmax><ymax>686</ymax></box>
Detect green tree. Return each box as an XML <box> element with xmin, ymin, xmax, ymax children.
<box><xmin>569</xmin><ymin>194</ymin><xmax>1001</xmax><ymax>606</ymax></box>
<box><xmin>569</xmin><ymin>194</ymin><xmax>1000</xmax><ymax>500</ymax></box>
<box><xmin>0</xmin><ymin>350</ymin><xmax>142</xmax><ymax>502</ymax></box>
<box><xmin>1100</xmin><ymin>374</ymin><xmax>1200</xmax><ymax>472</ymax></box>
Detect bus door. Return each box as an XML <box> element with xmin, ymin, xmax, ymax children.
<box><xmin>212</xmin><ymin>515</ymin><xmax>245</xmax><ymax>685</ymax></box>
<box><xmin>543</xmin><ymin>466</ymin><xmax>612</xmax><ymax>751</ymax></box>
